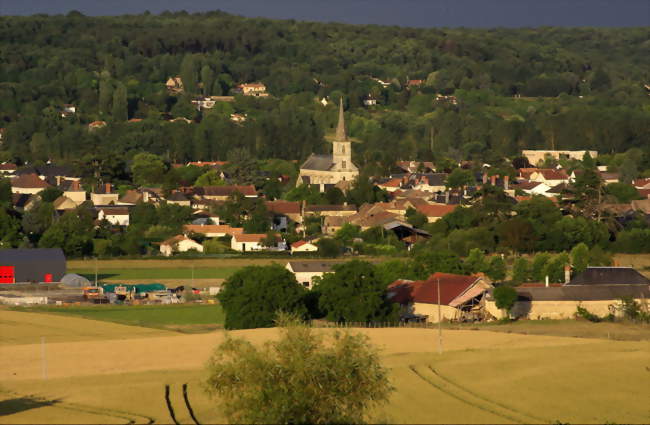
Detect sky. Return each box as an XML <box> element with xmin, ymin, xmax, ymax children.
<box><xmin>0</xmin><ymin>0</ymin><xmax>648</xmax><ymax>27</ymax></box>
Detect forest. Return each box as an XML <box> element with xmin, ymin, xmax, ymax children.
<box><xmin>0</xmin><ymin>11</ymin><xmax>649</xmax><ymax>185</ymax></box>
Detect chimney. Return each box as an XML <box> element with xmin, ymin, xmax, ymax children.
<box><xmin>445</xmin><ymin>190</ymin><xmax>450</xmax><ymax>204</ymax></box>
<box><xmin>105</xmin><ymin>183</ymin><xmax>111</xmax><ymax>194</ymax></box>
<box><xmin>545</xmin><ymin>276</ymin><xmax>549</xmax><ymax>288</ymax></box>
<box><xmin>56</xmin><ymin>175</ymin><xmax>62</xmax><ymax>186</ymax></box>
<box><xmin>143</xmin><ymin>191</ymin><xmax>149</xmax><ymax>203</ymax></box>
<box><xmin>564</xmin><ymin>265</ymin><xmax>571</xmax><ymax>284</ymax></box>
<box><xmin>504</xmin><ymin>175</ymin><xmax>509</xmax><ymax>191</ymax></box>
<box><xmin>482</xmin><ymin>172</ymin><xmax>488</xmax><ymax>184</ymax></box>
<box><xmin>490</xmin><ymin>174</ymin><xmax>497</xmax><ymax>186</ymax></box>
<box><xmin>71</xmin><ymin>180</ymin><xmax>80</xmax><ymax>191</ymax></box>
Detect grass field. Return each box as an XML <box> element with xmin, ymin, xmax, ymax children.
<box><xmin>9</xmin><ymin>304</ymin><xmax>225</xmax><ymax>333</ymax></box>
<box><xmin>1</xmin><ymin>309</ymin><xmax>649</xmax><ymax>424</ymax></box>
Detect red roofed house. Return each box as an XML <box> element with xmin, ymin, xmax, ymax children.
<box><xmin>231</xmin><ymin>233</ymin><xmax>285</xmax><ymax>252</ymax></box>
<box><xmin>0</xmin><ymin>163</ymin><xmax>17</xmax><ymax>175</ymax></box>
<box><xmin>183</xmin><ymin>224</ymin><xmax>243</xmax><ymax>238</ymax></box>
<box><xmin>11</xmin><ymin>173</ymin><xmax>51</xmax><ymax>195</ymax></box>
<box><xmin>388</xmin><ymin>272</ymin><xmax>492</xmax><ymax>323</ymax></box>
<box><xmin>266</xmin><ymin>200</ymin><xmax>302</xmax><ymax>231</ymax></box>
<box><xmin>416</xmin><ymin>204</ymin><xmax>458</xmax><ymax>223</ymax></box>
<box><xmin>528</xmin><ymin>169</ymin><xmax>569</xmax><ymax>186</ymax></box>
<box><xmin>376</xmin><ymin>178</ymin><xmax>402</xmax><ymax>192</ymax></box>
<box><xmin>88</xmin><ymin>121</ymin><xmax>107</xmax><ymax>131</ymax></box>
<box><xmin>197</xmin><ymin>185</ymin><xmax>257</xmax><ymax>201</ymax></box>
<box><xmin>291</xmin><ymin>240</ymin><xmax>318</xmax><ymax>253</ymax></box>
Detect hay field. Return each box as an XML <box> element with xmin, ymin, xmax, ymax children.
<box><xmin>1</xmin><ymin>310</ymin><xmax>649</xmax><ymax>424</ymax></box>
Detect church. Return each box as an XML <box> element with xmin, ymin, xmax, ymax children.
<box><xmin>298</xmin><ymin>99</ymin><xmax>359</xmax><ymax>192</ymax></box>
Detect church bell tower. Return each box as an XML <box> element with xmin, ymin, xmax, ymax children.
<box><xmin>332</xmin><ymin>98</ymin><xmax>352</xmax><ymax>171</ymax></box>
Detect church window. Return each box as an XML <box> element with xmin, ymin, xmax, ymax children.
<box><xmin>342</xmin><ymin>161</ymin><xmax>346</xmax><ymax>169</ymax></box>
<box><xmin>341</xmin><ymin>145</ymin><xmax>345</xmax><ymax>154</ymax></box>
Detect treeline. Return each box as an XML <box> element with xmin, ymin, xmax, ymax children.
<box><xmin>0</xmin><ymin>12</ymin><xmax>649</xmax><ymax>175</ymax></box>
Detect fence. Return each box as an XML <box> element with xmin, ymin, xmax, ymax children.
<box><xmin>310</xmin><ymin>320</ymin><xmax>438</xmax><ymax>329</ymax></box>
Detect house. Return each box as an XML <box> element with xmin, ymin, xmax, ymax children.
<box><xmin>117</xmin><ymin>189</ymin><xmax>145</xmax><ymax>206</ymax></box>
<box><xmin>0</xmin><ymin>163</ymin><xmax>17</xmax><ymax>175</ymax></box>
<box><xmin>376</xmin><ymin>178</ymin><xmax>403</xmax><ymax>192</ymax></box>
<box><xmin>88</xmin><ymin>121</ymin><xmax>107</xmax><ymax>131</ymax></box>
<box><xmin>53</xmin><ymin>196</ymin><xmax>78</xmax><ymax>212</ymax></box>
<box><xmin>166</xmin><ymin>191</ymin><xmax>191</xmax><ymax>207</ymax></box>
<box><xmin>362</xmin><ymin>94</ymin><xmax>377</xmax><ymax>106</ymax></box>
<box><xmin>526</xmin><ymin>169</ymin><xmax>570</xmax><ymax>186</ymax></box>
<box><xmin>291</xmin><ymin>240</ymin><xmax>318</xmax><ymax>254</ymax></box>
<box><xmin>235</xmin><ymin>82</ymin><xmax>269</xmax><ymax>97</ymax></box>
<box><xmin>91</xmin><ymin>183</ymin><xmax>119</xmax><ymax>205</ymax></box>
<box><xmin>10</xmin><ymin>173</ymin><xmax>50</xmax><ymax>194</ymax></box>
<box><xmin>196</xmin><ymin>185</ymin><xmax>257</xmax><ymax>201</ymax></box>
<box><xmin>231</xmin><ymin>233</ymin><xmax>284</xmax><ymax>252</ymax></box>
<box><xmin>486</xmin><ymin>267</ymin><xmax>650</xmax><ymax>320</ymax></box>
<box><xmin>388</xmin><ymin>272</ymin><xmax>492</xmax><ymax>323</ymax></box>
<box><xmin>160</xmin><ymin>235</ymin><xmax>203</xmax><ymax>257</ymax></box>
<box><xmin>303</xmin><ymin>204</ymin><xmax>357</xmax><ymax>218</ymax></box>
<box><xmin>266</xmin><ymin>200</ymin><xmax>302</xmax><ymax>231</ymax></box>
<box><xmin>97</xmin><ymin>207</ymin><xmax>130</xmax><ymax>226</ymax></box>
<box><xmin>0</xmin><ymin>248</ymin><xmax>66</xmax><ymax>283</ymax></box>
<box><xmin>411</xmin><ymin>173</ymin><xmax>448</xmax><ymax>193</ymax></box>
<box><xmin>230</xmin><ymin>113</ymin><xmax>247</xmax><ymax>123</ymax></box>
<box><xmin>416</xmin><ymin>204</ymin><xmax>458</xmax><ymax>223</ymax></box>
<box><xmin>522</xmin><ymin>150</ymin><xmax>598</xmax><ymax>166</ymax></box>
<box><xmin>395</xmin><ymin>161</ymin><xmax>436</xmax><ymax>174</ymax></box>
<box><xmin>632</xmin><ymin>178</ymin><xmax>650</xmax><ymax>190</ymax></box>
<box><xmin>61</xmin><ymin>104</ymin><xmax>76</xmax><ymax>118</ymax></box>
<box><xmin>166</xmin><ymin>76</ymin><xmax>184</xmax><ymax>93</ymax></box>
<box><xmin>297</xmin><ymin>99</ymin><xmax>359</xmax><ymax>192</ymax></box>
<box><xmin>183</xmin><ymin>224</ymin><xmax>243</xmax><ymax>238</ymax></box>
<box><xmin>514</xmin><ymin>180</ymin><xmax>552</xmax><ymax>196</ymax></box>
<box><xmin>191</xmin><ymin>97</ymin><xmax>216</xmax><ymax>110</ymax></box>
<box><xmin>12</xmin><ymin>194</ymin><xmax>38</xmax><ymax>211</ymax></box>
<box><xmin>61</xmin><ymin>180</ymin><xmax>86</xmax><ymax>205</ymax></box>
<box><xmin>285</xmin><ymin>261</ymin><xmax>342</xmax><ymax>289</ymax></box>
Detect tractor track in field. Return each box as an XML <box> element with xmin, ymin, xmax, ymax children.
<box><xmin>408</xmin><ymin>365</ymin><xmax>547</xmax><ymax>424</ymax></box>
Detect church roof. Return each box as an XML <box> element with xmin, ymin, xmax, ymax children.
<box><xmin>300</xmin><ymin>154</ymin><xmax>333</xmax><ymax>171</ymax></box>
<box><xmin>335</xmin><ymin>98</ymin><xmax>348</xmax><ymax>142</ymax></box>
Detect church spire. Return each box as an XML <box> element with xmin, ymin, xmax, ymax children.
<box><xmin>335</xmin><ymin>97</ymin><xmax>348</xmax><ymax>142</ymax></box>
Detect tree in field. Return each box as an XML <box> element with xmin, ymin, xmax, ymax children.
<box><xmin>315</xmin><ymin>260</ymin><xmax>398</xmax><ymax>323</ymax></box>
<box><xmin>217</xmin><ymin>265</ymin><xmax>307</xmax><ymax>330</ymax></box>
<box><xmin>204</xmin><ymin>314</ymin><xmax>393</xmax><ymax>424</ymax></box>
<box><xmin>493</xmin><ymin>286</ymin><xmax>518</xmax><ymax>317</ymax></box>
<box><xmin>570</xmin><ymin>242</ymin><xmax>590</xmax><ymax>274</ymax></box>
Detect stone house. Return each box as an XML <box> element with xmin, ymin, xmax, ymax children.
<box><xmin>160</xmin><ymin>235</ymin><xmax>203</xmax><ymax>257</ymax></box>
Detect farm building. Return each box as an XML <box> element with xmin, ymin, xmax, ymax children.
<box><xmin>0</xmin><ymin>248</ymin><xmax>66</xmax><ymax>283</ymax></box>
<box><xmin>388</xmin><ymin>272</ymin><xmax>492</xmax><ymax>323</ymax></box>
<box><xmin>285</xmin><ymin>261</ymin><xmax>343</xmax><ymax>289</ymax></box>
<box><xmin>485</xmin><ymin>267</ymin><xmax>650</xmax><ymax>320</ymax></box>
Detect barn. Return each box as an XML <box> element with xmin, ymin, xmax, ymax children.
<box><xmin>0</xmin><ymin>249</ymin><xmax>66</xmax><ymax>284</ymax></box>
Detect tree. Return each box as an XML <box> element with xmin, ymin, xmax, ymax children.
<box><xmin>179</xmin><ymin>54</ymin><xmax>198</xmax><ymax>94</ymax></box>
<box><xmin>204</xmin><ymin>315</ymin><xmax>393</xmax><ymax>424</ymax></box>
<box><xmin>200</xmin><ymin>65</ymin><xmax>215</xmax><ymax>96</ymax></box>
<box><xmin>445</xmin><ymin>168</ymin><xmax>474</xmax><ymax>190</ymax></box>
<box><xmin>511</xmin><ymin>257</ymin><xmax>530</xmax><ymax>284</ymax></box>
<box><xmin>22</xmin><ymin>200</ymin><xmax>55</xmax><ymax>241</ymax></box>
<box><xmin>570</xmin><ymin>243</ymin><xmax>590</xmax><ymax>274</ymax></box>
<box><xmin>0</xmin><ymin>178</ymin><xmax>13</xmax><ymax>206</ymax></box>
<box><xmin>334</xmin><ymin>223</ymin><xmax>361</xmax><ymax>245</ymax></box>
<box><xmin>325</xmin><ymin>186</ymin><xmax>346</xmax><ymax>204</ymax></box>
<box><xmin>38</xmin><ymin>186</ymin><xmax>63</xmax><ymax>203</ymax></box>
<box><xmin>413</xmin><ymin>247</ymin><xmax>463</xmax><ymax>278</ymax></box>
<box><xmin>315</xmin><ymin>260</ymin><xmax>398</xmax><ymax>323</ymax></box>
<box><xmin>131</xmin><ymin>152</ymin><xmax>166</xmax><ymax>186</ymax></box>
<box><xmin>405</xmin><ymin>207</ymin><xmax>427</xmax><ymax>228</ymax></box>
<box><xmin>493</xmin><ymin>286</ymin><xmax>517</xmax><ymax>316</ymax></box>
<box><xmin>605</xmin><ymin>183</ymin><xmax>641</xmax><ymax>203</ymax></box>
<box><xmin>218</xmin><ymin>265</ymin><xmax>307</xmax><ymax>330</ymax></box>
<box><xmin>619</xmin><ymin>154</ymin><xmax>638</xmax><ymax>184</ymax></box>
<box><xmin>316</xmin><ymin>237</ymin><xmax>342</xmax><ymax>258</ymax></box>
<box><xmin>531</xmin><ymin>252</ymin><xmax>551</xmax><ymax>282</ymax></box>
<box><xmin>0</xmin><ymin>207</ymin><xmax>22</xmax><ymax>248</ymax></box>
<box><xmin>463</xmin><ymin>248</ymin><xmax>487</xmax><ymax>274</ymax></box>
<box><xmin>195</xmin><ymin>169</ymin><xmax>225</xmax><ymax>186</ymax></box>
<box><xmin>112</xmin><ymin>82</ymin><xmax>128</xmax><ymax>121</ymax></box>
<box><xmin>497</xmin><ymin>218</ymin><xmax>536</xmax><ymax>253</ymax></box>
<box><xmin>39</xmin><ymin>208</ymin><xmax>94</xmax><ymax>256</ymax></box>
<box><xmin>487</xmin><ymin>256</ymin><xmax>506</xmax><ymax>281</ymax></box>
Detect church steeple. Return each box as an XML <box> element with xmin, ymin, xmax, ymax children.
<box><xmin>335</xmin><ymin>97</ymin><xmax>348</xmax><ymax>142</ymax></box>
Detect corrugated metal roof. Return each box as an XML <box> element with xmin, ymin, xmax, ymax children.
<box><xmin>567</xmin><ymin>267</ymin><xmax>650</xmax><ymax>286</ymax></box>
<box><xmin>0</xmin><ymin>248</ymin><xmax>65</xmax><ymax>263</ymax></box>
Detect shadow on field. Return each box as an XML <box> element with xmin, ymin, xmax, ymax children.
<box><xmin>77</xmin><ymin>273</ymin><xmax>119</xmax><ymax>280</ymax></box>
<box><xmin>0</xmin><ymin>396</ymin><xmax>61</xmax><ymax>416</ymax></box>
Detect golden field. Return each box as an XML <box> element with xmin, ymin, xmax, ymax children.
<box><xmin>1</xmin><ymin>309</ymin><xmax>648</xmax><ymax>424</ymax></box>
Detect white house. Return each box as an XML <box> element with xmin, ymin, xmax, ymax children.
<box><xmin>10</xmin><ymin>173</ymin><xmax>51</xmax><ymax>195</ymax></box>
<box><xmin>183</xmin><ymin>224</ymin><xmax>243</xmax><ymax>238</ymax></box>
<box><xmin>285</xmin><ymin>261</ymin><xmax>342</xmax><ymax>289</ymax></box>
<box><xmin>291</xmin><ymin>240</ymin><xmax>318</xmax><ymax>254</ymax></box>
<box><xmin>97</xmin><ymin>207</ymin><xmax>130</xmax><ymax>226</ymax></box>
<box><xmin>160</xmin><ymin>235</ymin><xmax>203</xmax><ymax>257</ymax></box>
<box><xmin>91</xmin><ymin>183</ymin><xmax>119</xmax><ymax>205</ymax></box>
<box><xmin>231</xmin><ymin>233</ymin><xmax>284</xmax><ymax>252</ymax></box>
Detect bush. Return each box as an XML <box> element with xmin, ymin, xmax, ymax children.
<box><xmin>204</xmin><ymin>315</ymin><xmax>393</xmax><ymax>424</ymax></box>
<box><xmin>203</xmin><ymin>239</ymin><xmax>230</xmax><ymax>254</ymax></box>
<box><xmin>487</xmin><ymin>256</ymin><xmax>506</xmax><ymax>281</ymax></box>
<box><xmin>543</xmin><ymin>253</ymin><xmax>570</xmax><ymax>283</ymax></box>
<box><xmin>576</xmin><ymin>305</ymin><xmax>602</xmax><ymax>322</ymax></box>
<box><xmin>570</xmin><ymin>243</ymin><xmax>590</xmax><ymax>274</ymax></box>
<box><xmin>493</xmin><ymin>286</ymin><xmax>518</xmax><ymax>313</ymax></box>
<box><xmin>530</xmin><ymin>252</ymin><xmax>551</xmax><ymax>282</ymax></box>
<box><xmin>317</xmin><ymin>238</ymin><xmax>342</xmax><ymax>258</ymax></box>
<box><xmin>511</xmin><ymin>257</ymin><xmax>530</xmax><ymax>284</ymax></box>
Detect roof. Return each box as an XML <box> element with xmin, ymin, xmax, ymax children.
<box><xmin>233</xmin><ymin>233</ymin><xmax>275</xmax><ymax>243</ymax></box>
<box><xmin>197</xmin><ymin>185</ymin><xmax>257</xmax><ymax>197</ymax></box>
<box><xmin>183</xmin><ymin>224</ymin><xmax>243</xmax><ymax>235</ymax></box>
<box><xmin>0</xmin><ymin>163</ymin><xmax>17</xmax><ymax>171</ymax></box>
<box><xmin>300</xmin><ymin>154</ymin><xmax>333</xmax><ymax>171</ymax></box>
<box><xmin>161</xmin><ymin>235</ymin><xmax>195</xmax><ymax>246</ymax></box>
<box><xmin>0</xmin><ymin>248</ymin><xmax>66</xmax><ymax>263</ymax></box>
<box><xmin>416</xmin><ymin>204</ymin><xmax>457</xmax><ymax>217</ymax></box>
<box><xmin>305</xmin><ymin>204</ymin><xmax>356</xmax><ymax>213</ymax></box>
<box><xmin>567</xmin><ymin>267</ymin><xmax>650</xmax><ymax>286</ymax></box>
<box><xmin>118</xmin><ymin>190</ymin><xmax>143</xmax><ymax>204</ymax></box>
<box><xmin>514</xmin><ymin>181</ymin><xmax>542</xmax><ymax>190</ymax></box>
<box><xmin>512</xmin><ymin>285</ymin><xmax>650</xmax><ymax>302</ymax></box>
<box><xmin>536</xmin><ymin>169</ymin><xmax>569</xmax><ymax>180</ymax></box>
<box><xmin>631</xmin><ymin>199</ymin><xmax>650</xmax><ymax>214</ymax></box>
<box><xmin>98</xmin><ymin>207</ymin><xmax>130</xmax><ymax>216</ymax></box>
<box><xmin>11</xmin><ymin>173</ymin><xmax>50</xmax><ymax>189</ymax></box>
<box><xmin>12</xmin><ymin>193</ymin><xmax>34</xmax><ymax>208</ymax></box>
<box><xmin>266</xmin><ymin>200</ymin><xmax>301</xmax><ymax>215</ymax></box>
<box><xmin>291</xmin><ymin>240</ymin><xmax>316</xmax><ymax>249</ymax></box>
<box><xmin>167</xmin><ymin>191</ymin><xmax>189</xmax><ymax>202</ymax></box>
<box><xmin>388</xmin><ymin>272</ymin><xmax>483</xmax><ymax>306</ymax></box>
<box><xmin>286</xmin><ymin>261</ymin><xmax>343</xmax><ymax>273</ymax></box>
<box><xmin>378</xmin><ymin>178</ymin><xmax>402</xmax><ymax>188</ymax></box>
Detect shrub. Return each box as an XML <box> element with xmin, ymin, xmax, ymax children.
<box><xmin>204</xmin><ymin>314</ymin><xmax>393</xmax><ymax>424</ymax></box>
<box><xmin>530</xmin><ymin>252</ymin><xmax>551</xmax><ymax>282</ymax></box>
<box><xmin>570</xmin><ymin>243</ymin><xmax>590</xmax><ymax>274</ymax></box>
<box><xmin>511</xmin><ymin>257</ymin><xmax>530</xmax><ymax>284</ymax></box>
<box><xmin>487</xmin><ymin>256</ymin><xmax>507</xmax><ymax>281</ymax></box>
<box><xmin>575</xmin><ymin>305</ymin><xmax>601</xmax><ymax>322</ymax></box>
<box><xmin>493</xmin><ymin>286</ymin><xmax>518</xmax><ymax>314</ymax></box>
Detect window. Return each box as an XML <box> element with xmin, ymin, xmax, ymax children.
<box><xmin>342</xmin><ymin>161</ymin><xmax>346</xmax><ymax>169</ymax></box>
<box><xmin>341</xmin><ymin>145</ymin><xmax>345</xmax><ymax>154</ymax></box>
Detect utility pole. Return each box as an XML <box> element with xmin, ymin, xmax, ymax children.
<box><xmin>191</xmin><ymin>264</ymin><xmax>195</xmax><ymax>288</ymax></box>
<box><xmin>94</xmin><ymin>257</ymin><xmax>98</xmax><ymax>287</ymax></box>
<box><xmin>437</xmin><ymin>278</ymin><xmax>443</xmax><ymax>354</ymax></box>
<box><xmin>41</xmin><ymin>336</ymin><xmax>47</xmax><ymax>380</ymax></box>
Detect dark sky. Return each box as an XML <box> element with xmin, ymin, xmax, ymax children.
<box><xmin>0</xmin><ymin>0</ymin><xmax>648</xmax><ymax>27</ymax></box>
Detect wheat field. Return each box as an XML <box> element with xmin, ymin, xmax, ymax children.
<box><xmin>1</xmin><ymin>309</ymin><xmax>648</xmax><ymax>424</ymax></box>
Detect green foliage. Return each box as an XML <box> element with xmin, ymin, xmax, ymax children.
<box><xmin>284</xmin><ymin>184</ymin><xmax>325</xmax><ymax>204</ymax></box>
<box><xmin>315</xmin><ymin>260</ymin><xmax>398</xmax><ymax>323</ymax></box>
<box><xmin>543</xmin><ymin>253</ymin><xmax>570</xmax><ymax>283</ymax></box>
<box><xmin>463</xmin><ymin>248</ymin><xmax>487</xmax><ymax>274</ymax></box>
<box><xmin>335</xmin><ymin>223</ymin><xmax>361</xmax><ymax>245</ymax></box>
<box><xmin>131</xmin><ymin>152</ymin><xmax>166</xmax><ymax>186</ymax></box>
<box><xmin>570</xmin><ymin>243</ymin><xmax>590</xmax><ymax>274</ymax></box>
<box><xmin>413</xmin><ymin>248</ymin><xmax>463</xmax><ymax>278</ymax></box>
<box><xmin>0</xmin><ymin>207</ymin><xmax>22</xmax><ymax>248</ymax></box>
<box><xmin>316</xmin><ymin>237</ymin><xmax>342</xmax><ymax>258</ymax></box>
<box><xmin>204</xmin><ymin>316</ymin><xmax>393</xmax><ymax>424</ymax></box>
<box><xmin>0</xmin><ymin>178</ymin><xmax>12</xmax><ymax>206</ymax></box>
<box><xmin>194</xmin><ymin>169</ymin><xmax>225</xmax><ymax>187</ymax></box>
<box><xmin>531</xmin><ymin>252</ymin><xmax>551</xmax><ymax>282</ymax></box>
<box><xmin>39</xmin><ymin>207</ymin><xmax>94</xmax><ymax>257</ymax></box>
<box><xmin>38</xmin><ymin>186</ymin><xmax>63</xmax><ymax>203</ymax></box>
<box><xmin>203</xmin><ymin>238</ymin><xmax>230</xmax><ymax>254</ymax></box>
<box><xmin>613</xmin><ymin>229</ymin><xmax>650</xmax><ymax>253</ymax></box>
<box><xmin>604</xmin><ymin>183</ymin><xmax>641</xmax><ymax>203</ymax></box>
<box><xmin>446</xmin><ymin>168</ymin><xmax>474</xmax><ymax>189</ymax></box>
<box><xmin>218</xmin><ymin>265</ymin><xmax>307</xmax><ymax>330</ymax></box>
<box><xmin>511</xmin><ymin>257</ymin><xmax>530</xmax><ymax>284</ymax></box>
<box><xmin>576</xmin><ymin>305</ymin><xmax>602</xmax><ymax>323</ymax></box>
<box><xmin>405</xmin><ymin>207</ymin><xmax>428</xmax><ymax>228</ymax></box>
<box><xmin>493</xmin><ymin>286</ymin><xmax>518</xmax><ymax>313</ymax></box>
<box><xmin>487</xmin><ymin>256</ymin><xmax>507</xmax><ymax>281</ymax></box>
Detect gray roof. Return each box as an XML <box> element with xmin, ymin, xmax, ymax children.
<box><xmin>305</xmin><ymin>204</ymin><xmax>356</xmax><ymax>212</ymax></box>
<box><xmin>567</xmin><ymin>267</ymin><xmax>650</xmax><ymax>286</ymax></box>
<box><xmin>0</xmin><ymin>248</ymin><xmax>66</xmax><ymax>263</ymax></box>
<box><xmin>286</xmin><ymin>261</ymin><xmax>343</xmax><ymax>273</ymax></box>
<box><xmin>300</xmin><ymin>154</ymin><xmax>333</xmax><ymax>171</ymax></box>
<box><xmin>513</xmin><ymin>285</ymin><xmax>650</xmax><ymax>302</ymax></box>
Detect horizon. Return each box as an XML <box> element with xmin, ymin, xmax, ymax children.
<box><xmin>1</xmin><ymin>0</ymin><xmax>649</xmax><ymax>28</ymax></box>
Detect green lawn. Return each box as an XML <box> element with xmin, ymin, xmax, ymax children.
<box><xmin>68</xmin><ymin>267</ymin><xmax>240</xmax><ymax>281</ymax></box>
<box><xmin>14</xmin><ymin>303</ymin><xmax>224</xmax><ymax>332</ymax></box>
